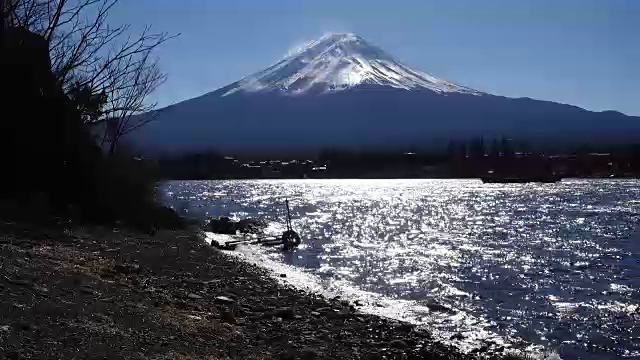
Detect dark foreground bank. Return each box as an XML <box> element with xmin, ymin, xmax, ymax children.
<box><xmin>0</xmin><ymin>223</ymin><xmax>518</xmax><ymax>359</ymax></box>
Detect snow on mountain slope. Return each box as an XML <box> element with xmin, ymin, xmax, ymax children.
<box><xmin>222</xmin><ymin>33</ymin><xmax>482</xmax><ymax>96</ymax></box>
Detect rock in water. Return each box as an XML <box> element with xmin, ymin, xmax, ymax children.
<box><xmin>208</xmin><ymin>217</ymin><xmax>267</xmax><ymax>234</ymax></box>
<box><xmin>208</xmin><ymin>217</ymin><xmax>237</xmax><ymax>234</ymax></box>
<box><xmin>236</xmin><ymin>219</ymin><xmax>267</xmax><ymax>234</ymax></box>
<box><xmin>425</xmin><ymin>301</ymin><xmax>456</xmax><ymax>314</ymax></box>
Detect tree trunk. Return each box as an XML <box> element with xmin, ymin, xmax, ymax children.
<box><xmin>108</xmin><ymin>137</ymin><xmax>117</xmax><ymax>156</ymax></box>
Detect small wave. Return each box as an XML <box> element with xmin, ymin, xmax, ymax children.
<box><xmin>200</xmin><ymin>191</ymin><xmax>227</xmax><ymax>197</ymax></box>
<box><xmin>164</xmin><ymin>178</ymin><xmax>640</xmax><ymax>359</ymax></box>
<box><xmin>609</xmin><ymin>283</ymin><xmax>634</xmax><ymax>294</ymax></box>
<box><xmin>227</xmin><ymin>244</ymin><xmax>552</xmax><ymax>358</ymax></box>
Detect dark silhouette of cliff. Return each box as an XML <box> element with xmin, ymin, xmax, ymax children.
<box><xmin>0</xmin><ymin>25</ymin><xmax>182</xmax><ymax>230</ymax></box>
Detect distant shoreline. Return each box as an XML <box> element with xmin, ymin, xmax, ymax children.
<box><xmin>162</xmin><ymin>175</ymin><xmax>640</xmax><ymax>181</ymax></box>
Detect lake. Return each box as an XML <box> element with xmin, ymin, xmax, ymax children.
<box><xmin>160</xmin><ymin>179</ymin><xmax>640</xmax><ymax>359</ymax></box>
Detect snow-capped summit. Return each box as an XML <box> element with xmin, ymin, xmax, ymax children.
<box><xmin>222</xmin><ymin>33</ymin><xmax>481</xmax><ymax>96</ymax></box>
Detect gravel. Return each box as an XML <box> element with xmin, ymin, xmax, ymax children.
<box><xmin>0</xmin><ymin>222</ymin><xmax>503</xmax><ymax>359</ymax></box>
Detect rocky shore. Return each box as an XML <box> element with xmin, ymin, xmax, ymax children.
<box><xmin>0</xmin><ymin>222</ymin><xmax>509</xmax><ymax>359</ymax></box>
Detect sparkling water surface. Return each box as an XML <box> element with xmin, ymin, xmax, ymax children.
<box><xmin>160</xmin><ymin>179</ymin><xmax>640</xmax><ymax>359</ymax></box>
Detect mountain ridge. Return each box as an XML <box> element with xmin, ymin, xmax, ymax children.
<box><xmin>133</xmin><ymin>33</ymin><xmax>640</xmax><ymax>154</ymax></box>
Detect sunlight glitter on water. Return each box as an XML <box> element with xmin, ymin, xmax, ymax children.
<box><xmin>162</xmin><ymin>179</ymin><xmax>640</xmax><ymax>359</ymax></box>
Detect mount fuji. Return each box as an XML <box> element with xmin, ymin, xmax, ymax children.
<box><xmin>220</xmin><ymin>33</ymin><xmax>481</xmax><ymax>97</ymax></box>
<box><xmin>134</xmin><ymin>33</ymin><xmax>639</xmax><ymax>154</ymax></box>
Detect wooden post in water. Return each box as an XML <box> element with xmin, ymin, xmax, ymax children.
<box><xmin>285</xmin><ymin>199</ymin><xmax>292</xmax><ymax>232</ymax></box>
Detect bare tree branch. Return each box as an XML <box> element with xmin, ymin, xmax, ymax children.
<box><xmin>101</xmin><ymin>49</ymin><xmax>166</xmax><ymax>154</ymax></box>
<box><xmin>3</xmin><ymin>0</ymin><xmax>177</xmax><ymax>154</ymax></box>
<box><xmin>43</xmin><ymin>0</ymin><xmax>64</xmax><ymax>41</ymax></box>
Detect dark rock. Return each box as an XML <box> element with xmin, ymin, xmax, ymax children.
<box><xmin>277</xmin><ymin>352</ymin><xmax>295</xmax><ymax>360</ymax></box>
<box><xmin>403</xmin><ymin>338</ymin><xmax>417</xmax><ymax>347</ymax></box>
<box><xmin>413</xmin><ymin>329</ymin><xmax>432</xmax><ymax>338</ymax></box>
<box><xmin>80</xmin><ymin>286</ymin><xmax>95</xmax><ymax>295</ymax></box>
<box><xmin>5</xmin><ymin>278</ymin><xmax>29</xmax><ymax>286</ymax></box>
<box><xmin>425</xmin><ymin>301</ymin><xmax>456</xmax><ymax>314</ymax></box>
<box><xmin>113</xmin><ymin>263</ymin><xmax>140</xmax><ymax>274</ymax></box>
<box><xmin>33</xmin><ymin>285</ymin><xmax>49</xmax><ymax>294</ymax></box>
<box><xmin>237</xmin><ymin>307</ymin><xmax>251</xmax><ymax>317</ymax></box>
<box><xmin>275</xmin><ymin>307</ymin><xmax>295</xmax><ymax>319</ymax></box>
<box><xmin>208</xmin><ymin>217</ymin><xmax>237</xmax><ymax>234</ymax></box>
<box><xmin>221</xmin><ymin>310</ymin><xmax>236</xmax><ymax>324</ymax></box>
<box><xmin>261</xmin><ymin>311</ymin><xmax>275</xmax><ymax>319</ymax></box>
<box><xmin>364</xmin><ymin>352</ymin><xmax>382</xmax><ymax>360</ymax></box>
<box><xmin>174</xmin><ymin>300</ymin><xmax>188</xmax><ymax>310</ymax></box>
<box><xmin>208</xmin><ymin>217</ymin><xmax>267</xmax><ymax>234</ymax></box>
<box><xmin>389</xmin><ymin>339</ymin><xmax>408</xmax><ymax>349</ymax></box>
<box><xmin>187</xmin><ymin>293</ymin><xmax>202</xmax><ymax>300</ymax></box>
<box><xmin>236</xmin><ymin>218</ymin><xmax>267</xmax><ymax>234</ymax></box>
<box><xmin>279</xmin><ymin>273</ymin><xmax>287</xmax><ymax>278</ymax></box>
<box><xmin>396</xmin><ymin>323</ymin><xmax>415</xmax><ymax>332</ymax></box>
<box><xmin>299</xmin><ymin>348</ymin><xmax>319</xmax><ymax>359</ymax></box>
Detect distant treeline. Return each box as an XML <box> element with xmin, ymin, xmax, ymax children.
<box><xmin>155</xmin><ymin>139</ymin><xmax>640</xmax><ymax>180</ymax></box>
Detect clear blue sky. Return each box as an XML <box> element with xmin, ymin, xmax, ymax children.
<box><xmin>111</xmin><ymin>0</ymin><xmax>640</xmax><ymax>115</ymax></box>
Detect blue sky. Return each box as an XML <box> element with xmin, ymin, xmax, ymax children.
<box><xmin>111</xmin><ymin>0</ymin><xmax>639</xmax><ymax>115</ymax></box>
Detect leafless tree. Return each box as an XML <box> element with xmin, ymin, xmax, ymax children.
<box><xmin>101</xmin><ymin>49</ymin><xmax>165</xmax><ymax>154</ymax></box>
<box><xmin>4</xmin><ymin>0</ymin><xmax>176</xmax><ymax>153</ymax></box>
